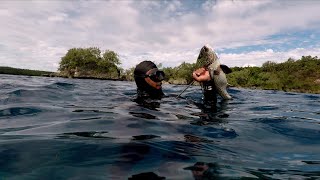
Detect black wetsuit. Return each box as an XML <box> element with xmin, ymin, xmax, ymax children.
<box><xmin>201</xmin><ymin>80</ymin><xmax>217</xmax><ymax>110</ymax></box>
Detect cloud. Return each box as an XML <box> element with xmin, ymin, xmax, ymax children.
<box><xmin>0</xmin><ymin>0</ymin><xmax>320</xmax><ymax>71</ymax></box>
<box><xmin>47</xmin><ymin>13</ymin><xmax>68</xmax><ymax>22</ymax></box>
<box><xmin>202</xmin><ymin>0</ymin><xmax>320</xmax><ymax>46</ymax></box>
<box><xmin>220</xmin><ymin>47</ymin><xmax>320</xmax><ymax>68</ymax></box>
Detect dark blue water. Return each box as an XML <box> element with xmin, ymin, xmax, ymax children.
<box><xmin>0</xmin><ymin>74</ymin><xmax>319</xmax><ymax>179</ymax></box>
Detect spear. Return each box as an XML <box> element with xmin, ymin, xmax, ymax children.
<box><xmin>176</xmin><ymin>80</ymin><xmax>195</xmax><ymax>98</ymax></box>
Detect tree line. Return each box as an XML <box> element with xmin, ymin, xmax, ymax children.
<box><xmin>123</xmin><ymin>56</ymin><xmax>320</xmax><ymax>94</ymax></box>
<box><xmin>1</xmin><ymin>47</ymin><xmax>319</xmax><ymax>94</ymax></box>
<box><xmin>121</xmin><ymin>56</ymin><xmax>320</xmax><ymax>93</ymax></box>
<box><xmin>227</xmin><ymin>56</ymin><xmax>320</xmax><ymax>93</ymax></box>
<box><xmin>0</xmin><ymin>66</ymin><xmax>53</xmax><ymax>76</ymax></box>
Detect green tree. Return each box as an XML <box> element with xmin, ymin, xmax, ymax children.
<box><xmin>59</xmin><ymin>47</ymin><xmax>121</xmax><ymax>79</ymax></box>
<box><xmin>102</xmin><ymin>50</ymin><xmax>120</xmax><ymax>65</ymax></box>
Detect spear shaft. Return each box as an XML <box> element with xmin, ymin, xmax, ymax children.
<box><xmin>176</xmin><ymin>80</ymin><xmax>195</xmax><ymax>98</ymax></box>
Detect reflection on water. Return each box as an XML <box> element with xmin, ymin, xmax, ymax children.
<box><xmin>0</xmin><ymin>74</ymin><xmax>319</xmax><ymax>179</ymax></box>
<box><xmin>183</xmin><ymin>162</ymin><xmax>220</xmax><ymax>180</ymax></box>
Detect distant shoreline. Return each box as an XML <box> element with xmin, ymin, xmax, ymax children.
<box><xmin>1</xmin><ymin>65</ymin><xmax>319</xmax><ymax>94</ymax></box>
<box><xmin>0</xmin><ymin>66</ymin><xmax>125</xmax><ymax>81</ymax></box>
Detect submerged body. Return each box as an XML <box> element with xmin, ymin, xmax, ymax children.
<box><xmin>196</xmin><ymin>45</ymin><xmax>232</xmax><ymax>100</ymax></box>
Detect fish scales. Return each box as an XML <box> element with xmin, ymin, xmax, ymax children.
<box><xmin>209</xmin><ymin>60</ymin><xmax>232</xmax><ymax>100</ymax></box>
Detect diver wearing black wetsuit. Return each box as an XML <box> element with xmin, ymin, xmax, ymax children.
<box><xmin>134</xmin><ymin>61</ymin><xmax>165</xmax><ymax>100</ymax></box>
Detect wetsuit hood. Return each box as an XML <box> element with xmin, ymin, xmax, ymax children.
<box><xmin>134</xmin><ymin>61</ymin><xmax>164</xmax><ymax>99</ymax></box>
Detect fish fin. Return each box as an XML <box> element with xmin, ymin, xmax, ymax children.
<box><xmin>220</xmin><ymin>64</ymin><xmax>232</xmax><ymax>74</ymax></box>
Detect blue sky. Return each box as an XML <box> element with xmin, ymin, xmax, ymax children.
<box><xmin>0</xmin><ymin>0</ymin><xmax>320</xmax><ymax>71</ymax></box>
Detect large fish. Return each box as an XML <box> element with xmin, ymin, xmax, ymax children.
<box><xmin>196</xmin><ymin>45</ymin><xmax>232</xmax><ymax>100</ymax></box>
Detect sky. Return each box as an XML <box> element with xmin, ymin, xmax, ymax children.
<box><xmin>1</xmin><ymin>0</ymin><xmax>320</xmax><ymax>72</ymax></box>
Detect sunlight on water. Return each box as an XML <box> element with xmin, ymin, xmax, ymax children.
<box><xmin>0</xmin><ymin>74</ymin><xmax>319</xmax><ymax>179</ymax></box>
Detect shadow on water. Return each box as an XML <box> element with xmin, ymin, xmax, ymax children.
<box><xmin>186</xmin><ymin>96</ymin><xmax>232</xmax><ymax>127</ymax></box>
<box><xmin>132</xmin><ymin>97</ymin><xmax>161</xmax><ymax>111</ymax></box>
<box><xmin>0</xmin><ymin>107</ymin><xmax>42</xmax><ymax>117</ymax></box>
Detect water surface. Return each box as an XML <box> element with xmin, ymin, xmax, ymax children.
<box><xmin>0</xmin><ymin>74</ymin><xmax>319</xmax><ymax>179</ymax></box>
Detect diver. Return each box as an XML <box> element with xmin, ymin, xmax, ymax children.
<box><xmin>134</xmin><ymin>60</ymin><xmax>165</xmax><ymax>99</ymax></box>
<box><xmin>192</xmin><ymin>45</ymin><xmax>232</xmax><ymax>110</ymax></box>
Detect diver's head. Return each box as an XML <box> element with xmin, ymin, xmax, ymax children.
<box><xmin>134</xmin><ymin>61</ymin><xmax>165</xmax><ymax>98</ymax></box>
<box><xmin>144</xmin><ymin>68</ymin><xmax>165</xmax><ymax>89</ymax></box>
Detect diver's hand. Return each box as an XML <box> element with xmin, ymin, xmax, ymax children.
<box><xmin>193</xmin><ymin>67</ymin><xmax>206</xmax><ymax>77</ymax></box>
<box><xmin>192</xmin><ymin>68</ymin><xmax>211</xmax><ymax>82</ymax></box>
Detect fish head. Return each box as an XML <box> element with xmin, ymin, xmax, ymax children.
<box><xmin>196</xmin><ymin>45</ymin><xmax>218</xmax><ymax>68</ymax></box>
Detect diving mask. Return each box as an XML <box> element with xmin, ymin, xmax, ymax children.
<box><xmin>145</xmin><ymin>68</ymin><xmax>165</xmax><ymax>82</ymax></box>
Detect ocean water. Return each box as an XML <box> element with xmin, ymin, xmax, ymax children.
<box><xmin>0</xmin><ymin>74</ymin><xmax>319</xmax><ymax>180</ymax></box>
